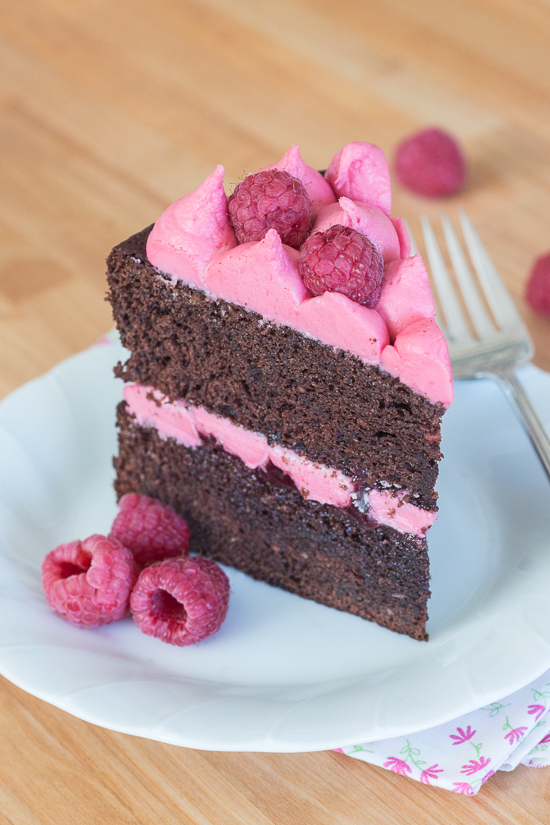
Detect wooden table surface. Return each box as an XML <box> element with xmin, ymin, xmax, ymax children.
<box><xmin>2</xmin><ymin>0</ymin><xmax>550</xmax><ymax>821</ymax></box>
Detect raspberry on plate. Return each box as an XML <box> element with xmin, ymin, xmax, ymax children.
<box><xmin>41</xmin><ymin>534</ymin><xmax>138</xmax><ymax>627</ymax></box>
<box><xmin>394</xmin><ymin>127</ymin><xmax>466</xmax><ymax>197</ymax></box>
<box><xmin>130</xmin><ymin>556</ymin><xmax>230</xmax><ymax>646</ymax></box>
<box><xmin>110</xmin><ymin>493</ymin><xmax>190</xmax><ymax>568</ymax></box>
<box><xmin>525</xmin><ymin>252</ymin><xmax>550</xmax><ymax>318</ymax></box>
<box><xmin>227</xmin><ymin>169</ymin><xmax>311</xmax><ymax>248</ymax></box>
<box><xmin>299</xmin><ymin>224</ymin><xmax>385</xmax><ymax>308</ymax></box>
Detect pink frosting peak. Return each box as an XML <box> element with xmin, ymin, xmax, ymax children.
<box><xmin>326</xmin><ymin>142</ymin><xmax>392</xmax><ymax>217</ymax></box>
<box><xmin>391</xmin><ymin>217</ymin><xmax>411</xmax><ymax>259</ymax></box>
<box><xmin>381</xmin><ymin>318</ymin><xmax>454</xmax><ymax>408</ymax></box>
<box><xmin>377</xmin><ymin>255</ymin><xmax>436</xmax><ymax>341</ymax></box>
<box><xmin>299</xmin><ymin>291</ymin><xmax>389</xmax><ymax>364</ymax></box>
<box><xmin>206</xmin><ymin>229</ymin><xmax>309</xmax><ymax>318</ymax></box>
<box><xmin>146</xmin><ymin>165</ymin><xmax>237</xmax><ymax>289</ymax></box>
<box><xmin>262</xmin><ymin>145</ymin><xmax>337</xmax><ymax>217</ymax></box>
<box><xmin>206</xmin><ymin>230</ymin><xmax>389</xmax><ymax>364</ymax></box>
<box><xmin>312</xmin><ymin>198</ymin><xmax>400</xmax><ymax>264</ymax></box>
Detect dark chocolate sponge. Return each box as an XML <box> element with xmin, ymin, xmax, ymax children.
<box><xmin>115</xmin><ymin>404</ymin><xmax>430</xmax><ymax>640</ymax></box>
<box><xmin>107</xmin><ymin>227</ymin><xmax>444</xmax><ymax>511</ymax></box>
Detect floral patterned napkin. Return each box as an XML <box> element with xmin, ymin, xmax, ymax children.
<box><xmin>337</xmin><ymin>668</ymin><xmax>550</xmax><ymax>794</ymax></box>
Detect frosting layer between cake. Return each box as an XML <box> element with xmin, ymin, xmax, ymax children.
<box><xmin>125</xmin><ymin>384</ymin><xmax>437</xmax><ymax>537</ymax></box>
<box><xmin>115</xmin><ymin>402</ymin><xmax>431</xmax><ymax>640</ymax></box>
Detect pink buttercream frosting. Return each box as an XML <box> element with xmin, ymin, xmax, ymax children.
<box><xmin>124</xmin><ymin>385</ymin><xmax>437</xmax><ymax>535</ymax></box>
<box><xmin>206</xmin><ymin>229</ymin><xmax>309</xmax><ymax>318</ymax></box>
<box><xmin>206</xmin><ymin>230</ymin><xmax>389</xmax><ymax>365</ymax></box>
<box><xmin>312</xmin><ymin>198</ymin><xmax>400</xmax><ymax>264</ymax></box>
<box><xmin>326</xmin><ymin>142</ymin><xmax>392</xmax><ymax>217</ymax></box>
<box><xmin>145</xmin><ymin>144</ymin><xmax>453</xmax><ymax>407</ymax></box>
<box><xmin>367</xmin><ymin>489</ymin><xmax>437</xmax><ymax>536</ymax></box>
<box><xmin>381</xmin><ymin>319</ymin><xmax>454</xmax><ymax>407</ymax></box>
<box><xmin>124</xmin><ymin>384</ymin><xmax>354</xmax><ymax>507</ymax></box>
<box><xmin>377</xmin><ymin>255</ymin><xmax>436</xmax><ymax>340</ymax></box>
<box><xmin>391</xmin><ymin>216</ymin><xmax>411</xmax><ymax>259</ymax></box>
<box><xmin>261</xmin><ymin>145</ymin><xmax>336</xmax><ymax>217</ymax></box>
<box><xmin>146</xmin><ymin>165</ymin><xmax>236</xmax><ymax>290</ymax></box>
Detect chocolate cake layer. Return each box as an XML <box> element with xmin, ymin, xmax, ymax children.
<box><xmin>115</xmin><ymin>403</ymin><xmax>430</xmax><ymax>640</ymax></box>
<box><xmin>108</xmin><ymin>228</ymin><xmax>444</xmax><ymax>510</ymax></box>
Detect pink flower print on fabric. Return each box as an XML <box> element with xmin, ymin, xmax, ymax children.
<box><xmin>528</xmin><ymin>704</ymin><xmax>546</xmax><ymax>722</ymax></box>
<box><xmin>449</xmin><ymin>725</ymin><xmax>476</xmax><ymax>745</ymax></box>
<box><xmin>383</xmin><ymin>757</ymin><xmax>412</xmax><ymax>776</ymax></box>
<box><xmin>504</xmin><ymin>727</ymin><xmax>528</xmax><ymax>746</ymax></box>
<box><xmin>338</xmin><ymin>671</ymin><xmax>550</xmax><ymax>794</ymax></box>
<box><xmin>460</xmin><ymin>757</ymin><xmax>491</xmax><ymax>775</ymax></box>
<box><xmin>452</xmin><ymin>782</ymin><xmax>475</xmax><ymax>795</ymax></box>
<box><xmin>420</xmin><ymin>765</ymin><xmax>444</xmax><ymax>785</ymax></box>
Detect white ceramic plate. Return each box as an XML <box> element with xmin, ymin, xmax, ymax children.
<box><xmin>1</xmin><ymin>337</ymin><xmax>550</xmax><ymax>752</ymax></box>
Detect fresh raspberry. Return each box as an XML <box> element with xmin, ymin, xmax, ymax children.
<box><xmin>41</xmin><ymin>535</ymin><xmax>138</xmax><ymax>627</ymax></box>
<box><xmin>227</xmin><ymin>169</ymin><xmax>311</xmax><ymax>248</ymax></box>
<box><xmin>394</xmin><ymin>127</ymin><xmax>466</xmax><ymax>197</ymax></box>
<box><xmin>299</xmin><ymin>224</ymin><xmax>384</xmax><ymax>308</ymax></box>
<box><xmin>130</xmin><ymin>557</ymin><xmax>230</xmax><ymax>646</ymax></box>
<box><xmin>525</xmin><ymin>252</ymin><xmax>550</xmax><ymax>318</ymax></box>
<box><xmin>110</xmin><ymin>493</ymin><xmax>190</xmax><ymax>568</ymax></box>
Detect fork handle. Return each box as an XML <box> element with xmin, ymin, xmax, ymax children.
<box><xmin>492</xmin><ymin>370</ymin><xmax>550</xmax><ymax>482</ymax></box>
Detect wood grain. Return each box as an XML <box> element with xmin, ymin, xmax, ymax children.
<box><xmin>2</xmin><ymin>0</ymin><xmax>550</xmax><ymax>821</ymax></box>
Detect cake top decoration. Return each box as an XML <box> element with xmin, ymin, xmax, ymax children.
<box><xmin>227</xmin><ymin>168</ymin><xmax>311</xmax><ymax>248</ymax></box>
<box><xmin>326</xmin><ymin>141</ymin><xmax>392</xmax><ymax>216</ymax></box>
<box><xmin>146</xmin><ymin>142</ymin><xmax>454</xmax><ymax>407</ymax></box>
<box><xmin>261</xmin><ymin>144</ymin><xmax>337</xmax><ymax>217</ymax></box>
<box><xmin>299</xmin><ymin>224</ymin><xmax>385</xmax><ymax>308</ymax></box>
<box><xmin>146</xmin><ymin>164</ymin><xmax>236</xmax><ymax>288</ymax></box>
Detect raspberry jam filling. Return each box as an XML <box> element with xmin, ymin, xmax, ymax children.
<box><xmin>124</xmin><ymin>384</ymin><xmax>437</xmax><ymax>537</ymax></box>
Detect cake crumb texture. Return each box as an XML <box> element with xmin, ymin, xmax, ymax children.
<box><xmin>115</xmin><ymin>404</ymin><xmax>430</xmax><ymax>641</ymax></box>
<box><xmin>108</xmin><ymin>227</ymin><xmax>444</xmax><ymax>511</ymax></box>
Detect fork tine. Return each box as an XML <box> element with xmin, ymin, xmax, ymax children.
<box><xmin>420</xmin><ymin>215</ymin><xmax>473</xmax><ymax>344</ymax></box>
<box><xmin>441</xmin><ymin>213</ymin><xmax>495</xmax><ymax>340</ymax></box>
<box><xmin>405</xmin><ymin>218</ymin><xmax>447</xmax><ymax>329</ymax></box>
<box><xmin>458</xmin><ymin>209</ymin><xmax>522</xmax><ymax>330</ymax></box>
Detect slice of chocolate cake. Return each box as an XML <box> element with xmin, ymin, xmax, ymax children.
<box><xmin>107</xmin><ymin>143</ymin><xmax>453</xmax><ymax>641</ymax></box>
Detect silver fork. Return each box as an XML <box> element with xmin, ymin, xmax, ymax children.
<box><xmin>409</xmin><ymin>210</ymin><xmax>550</xmax><ymax>482</ymax></box>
